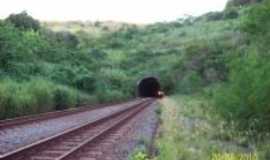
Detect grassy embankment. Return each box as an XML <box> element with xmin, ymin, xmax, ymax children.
<box><xmin>153</xmin><ymin>95</ymin><xmax>270</xmax><ymax>160</ymax></box>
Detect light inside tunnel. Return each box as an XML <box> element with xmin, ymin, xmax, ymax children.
<box><xmin>137</xmin><ymin>77</ymin><xmax>161</xmax><ymax>97</ymax></box>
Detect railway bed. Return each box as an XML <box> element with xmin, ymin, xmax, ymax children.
<box><xmin>0</xmin><ymin>99</ymin><xmax>148</xmax><ymax>155</ymax></box>
<box><xmin>0</xmin><ymin>98</ymin><xmax>154</xmax><ymax>160</ymax></box>
<box><xmin>0</xmin><ymin>99</ymin><xmax>137</xmax><ymax>129</ymax></box>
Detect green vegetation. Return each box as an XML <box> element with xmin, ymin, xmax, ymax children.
<box><xmin>0</xmin><ymin>8</ymin><xmax>238</xmax><ymax>119</ymax></box>
<box><xmin>0</xmin><ymin>12</ymin><xmax>146</xmax><ymax>119</ymax></box>
<box><xmin>6</xmin><ymin>11</ymin><xmax>40</xmax><ymax>31</ymax></box>
<box><xmin>130</xmin><ymin>151</ymin><xmax>149</xmax><ymax>160</ymax></box>
<box><xmin>0</xmin><ymin>78</ymin><xmax>93</xmax><ymax>119</ymax></box>
<box><xmin>1</xmin><ymin>1</ymin><xmax>270</xmax><ymax>158</ymax></box>
<box><xmin>155</xmin><ymin>96</ymin><xmax>260</xmax><ymax>160</ymax></box>
<box><xmin>213</xmin><ymin>0</ymin><xmax>270</xmax><ymax>134</ymax></box>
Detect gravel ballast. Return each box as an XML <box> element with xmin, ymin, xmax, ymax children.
<box><xmin>111</xmin><ymin>101</ymin><xmax>159</xmax><ymax>160</ymax></box>
<box><xmin>0</xmin><ymin>100</ymin><xmax>141</xmax><ymax>154</ymax></box>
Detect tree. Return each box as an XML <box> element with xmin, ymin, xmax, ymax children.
<box><xmin>0</xmin><ymin>22</ymin><xmax>20</xmax><ymax>70</ymax></box>
<box><xmin>223</xmin><ymin>8</ymin><xmax>239</xmax><ymax>19</ymax></box>
<box><xmin>55</xmin><ymin>31</ymin><xmax>79</xmax><ymax>48</ymax></box>
<box><xmin>241</xmin><ymin>0</ymin><xmax>270</xmax><ymax>46</ymax></box>
<box><xmin>5</xmin><ymin>11</ymin><xmax>40</xmax><ymax>31</ymax></box>
<box><xmin>226</xmin><ymin>0</ymin><xmax>263</xmax><ymax>8</ymax></box>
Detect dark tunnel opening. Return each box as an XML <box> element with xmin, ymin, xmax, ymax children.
<box><xmin>137</xmin><ymin>77</ymin><xmax>161</xmax><ymax>97</ymax></box>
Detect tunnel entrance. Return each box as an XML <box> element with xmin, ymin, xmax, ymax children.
<box><xmin>137</xmin><ymin>77</ymin><xmax>161</xmax><ymax>97</ymax></box>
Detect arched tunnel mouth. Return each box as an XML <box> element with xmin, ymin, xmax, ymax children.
<box><xmin>137</xmin><ymin>77</ymin><xmax>161</xmax><ymax>98</ymax></box>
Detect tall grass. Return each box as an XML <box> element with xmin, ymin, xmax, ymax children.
<box><xmin>0</xmin><ymin>78</ymin><xmax>96</xmax><ymax>119</ymax></box>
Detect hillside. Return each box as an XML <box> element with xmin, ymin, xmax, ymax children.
<box><xmin>0</xmin><ymin>0</ymin><xmax>260</xmax><ymax>119</ymax></box>
<box><xmin>43</xmin><ymin>21</ymin><xmax>142</xmax><ymax>32</ymax></box>
<box><xmin>1</xmin><ymin>0</ymin><xmax>270</xmax><ymax>158</ymax></box>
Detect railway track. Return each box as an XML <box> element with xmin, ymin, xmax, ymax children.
<box><xmin>0</xmin><ymin>98</ymin><xmax>154</xmax><ymax>160</ymax></box>
<box><xmin>0</xmin><ymin>99</ymin><xmax>137</xmax><ymax>129</ymax></box>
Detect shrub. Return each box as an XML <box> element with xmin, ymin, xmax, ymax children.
<box><xmin>53</xmin><ymin>86</ymin><xmax>77</xmax><ymax>110</ymax></box>
<box><xmin>96</xmin><ymin>89</ymin><xmax>126</xmax><ymax>103</ymax></box>
<box><xmin>176</xmin><ymin>71</ymin><xmax>203</xmax><ymax>94</ymax></box>
<box><xmin>130</xmin><ymin>152</ymin><xmax>149</xmax><ymax>160</ymax></box>
<box><xmin>214</xmin><ymin>53</ymin><xmax>270</xmax><ymax>133</ymax></box>
<box><xmin>0</xmin><ymin>22</ymin><xmax>20</xmax><ymax>69</ymax></box>
<box><xmin>74</xmin><ymin>75</ymin><xmax>96</xmax><ymax>93</ymax></box>
<box><xmin>76</xmin><ymin>93</ymin><xmax>98</xmax><ymax>106</ymax></box>
<box><xmin>5</xmin><ymin>11</ymin><xmax>40</xmax><ymax>31</ymax></box>
<box><xmin>241</xmin><ymin>0</ymin><xmax>270</xmax><ymax>47</ymax></box>
<box><xmin>55</xmin><ymin>31</ymin><xmax>79</xmax><ymax>48</ymax></box>
<box><xmin>223</xmin><ymin>8</ymin><xmax>239</xmax><ymax>19</ymax></box>
<box><xmin>226</xmin><ymin>0</ymin><xmax>262</xmax><ymax>8</ymax></box>
<box><xmin>205</xmin><ymin>12</ymin><xmax>224</xmax><ymax>21</ymax></box>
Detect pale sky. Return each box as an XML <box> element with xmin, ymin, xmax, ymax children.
<box><xmin>0</xmin><ymin>0</ymin><xmax>228</xmax><ymax>23</ymax></box>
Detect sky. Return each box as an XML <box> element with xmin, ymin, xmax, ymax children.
<box><xmin>0</xmin><ymin>0</ymin><xmax>228</xmax><ymax>23</ymax></box>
